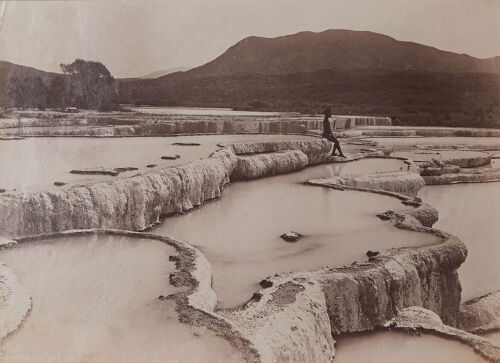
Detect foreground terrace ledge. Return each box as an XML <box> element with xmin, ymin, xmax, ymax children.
<box><xmin>0</xmin><ymin>192</ymin><xmax>476</xmax><ymax>363</ymax></box>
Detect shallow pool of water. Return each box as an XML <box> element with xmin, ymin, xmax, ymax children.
<box><xmin>0</xmin><ymin>235</ymin><xmax>242</xmax><ymax>362</ymax></box>
<box><xmin>419</xmin><ymin>183</ymin><xmax>500</xmax><ymax>301</ymax></box>
<box><xmin>334</xmin><ymin>331</ymin><xmax>486</xmax><ymax>362</ymax></box>
<box><xmin>0</xmin><ymin>134</ymin><xmax>313</xmax><ymax>193</ymax></box>
<box><xmin>157</xmin><ymin>159</ymin><xmax>439</xmax><ymax>307</ymax></box>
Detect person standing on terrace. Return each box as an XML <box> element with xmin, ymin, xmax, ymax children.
<box><xmin>322</xmin><ymin>108</ymin><xmax>346</xmax><ymax>158</ymax></box>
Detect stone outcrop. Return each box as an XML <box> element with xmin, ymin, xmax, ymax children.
<box><xmin>307</xmin><ymin>171</ymin><xmax>425</xmax><ymax>197</ymax></box>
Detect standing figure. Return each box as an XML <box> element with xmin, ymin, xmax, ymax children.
<box><xmin>322</xmin><ymin>108</ymin><xmax>346</xmax><ymax>158</ymax></box>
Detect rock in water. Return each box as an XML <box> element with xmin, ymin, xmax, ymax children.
<box><xmin>172</xmin><ymin>142</ymin><xmax>200</xmax><ymax>146</ymax></box>
<box><xmin>366</xmin><ymin>250</ymin><xmax>379</xmax><ymax>257</ymax></box>
<box><xmin>280</xmin><ymin>231</ymin><xmax>303</xmax><ymax>242</ymax></box>
<box><xmin>259</xmin><ymin>279</ymin><xmax>273</xmax><ymax>288</ymax></box>
<box><xmin>70</xmin><ymin>168</ymin><xmax>119</xmax><ymax>176</ymax></box>
<box><xmin>114</xmin><ymin>167</ymin><xmax>139</xmax><ymax>172</ymax></box>
<box><xmin>161</xmin><ymin>155</ymin><xmax>181</xmax><ymax>160</ymax></box>
<box><xmin>53</xmin><ymin>181</ymin><xmax>66</xmax><ymax>187</ymax></box>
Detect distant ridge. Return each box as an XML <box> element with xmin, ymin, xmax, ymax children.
<box><xmin>179</xmin><ymin>29</ymin><xmax>500</xmax><ymax>78</ymax></box>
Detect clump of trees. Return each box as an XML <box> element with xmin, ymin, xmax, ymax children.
<box><xmin>6</xmin><ymin>59</ymin><xmax>116</xmax><ymax>111</ymax></box>
<box><xmin>7</xmin><ymin>76</ymin><xmax>48</xmax><ymax>109</ymax></box>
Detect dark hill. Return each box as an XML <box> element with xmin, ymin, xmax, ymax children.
<box><xmin>165</xmin><ymin>29</ymin><xmax>500</xmax><ymax>79</ymax></box>
<box><xmin>0</xmin><ymin>61</ymin><xmax>62</xmax><ymax>105</ymax></box>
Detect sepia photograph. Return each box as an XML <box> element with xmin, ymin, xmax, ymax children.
<box><xmin>0</xmin><ymin>0</ymin><xmax>499</xmax><ymax>362</ymax></box>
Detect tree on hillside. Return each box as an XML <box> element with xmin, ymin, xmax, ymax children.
<box><xmin>6</xmin><ymin>76</ymin><xmax>48</xmax><ymax>109</ymax></box>
<box><xmin>48</xmin><ymin>76</ymin><xmax>72</xmax><ymax>109</ymax></box>
<box><xmin>60</xmin><ymin>59</ymin><xmax>116</xmax><ymax>111</ymax></box>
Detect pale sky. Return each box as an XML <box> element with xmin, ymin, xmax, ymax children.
<box><xmin>0</xmin><ymin>0</ymin><xmax>499</xmax><ymax>78</ymax></box>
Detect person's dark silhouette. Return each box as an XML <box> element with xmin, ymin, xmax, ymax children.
<box><xmin>322</xmin><ymin>108</ymin><xmax>346</xmax><ymax>158</ymax></box>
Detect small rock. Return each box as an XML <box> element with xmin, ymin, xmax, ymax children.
<box><xmin>402</xmin><ymin>200</ymin><xmax>421</xmax><ymax>207</ymax></box>
<box><xmin>259</xmin><ymin>279</ymin><xmax>273</xmax><ymax>288</ymax></box>
<box><xmin>158</xmin><ymin>294</ymin><xmax>176</xmax><ymax>301</ymax></box>
<box><xmin>0</xmin><ymin>188</ymin><xmax>6</xmax><ymax>193</ymax></box>
<box><xmin>161</xmin><ymin>154</ymin><xmax>181</xmax><ymax>160</ymax></box>
<box><xmin>250</xmin><ymin>292</ymin><xmax>263</xmax><ymax>302</ymax></box>
<box><xmin>146</xmin><ymin>164</ymin><xmax>157</xmax><ymax>168</ymax></box>
<box><xmin>280</xmin><ymin>231</ymin><xmax>303</xmax><ymax>242</ymax></box>
<box><xmin>169</xmin><ymin>255</ymin><xmax>180</xmax><ymax>262</ymax></box>
<box><xmin>376</xmin><ymin>212</ymin><xmax>393</xmax><ymax>220</ymax></box>
<box><xmin>366</xmin><ymin>250</ymin><xmax>379</xmax><ymax>257</ymax></box>
<box><xmin>172</xmin><ymin>142</ymin><xmax>200</xmax><ymax>146</ymax></box>
<box><xmin>70</xmin><ymin>168</ymin><xmax>119</xmax><ymax>176</ymax></box>
<box><xmin>114</xmin><ymin>167</ymin><xmax>139</xmax><ymax>172</ymax></box>
<box><xmin>53</xmin><ymin>181</ymin><xmax>66</xmax><ymax>187</ymax></box>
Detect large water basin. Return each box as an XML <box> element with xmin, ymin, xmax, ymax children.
<box><xmin>334</xmin><ymin>330</ymin><xmax>485</xmax><ymax>362</ymax></box>
<box><xmin>0</xmin><ymin>235</ymin><xmax>242</xmax><ymax>363</ymax></box>
<box><xmin>419</xmin><ymin>183</ymin><xmax>500</xmax><ymax>301</ymax></box>
<box><xmin>156</xmin><ymin>158</ymin><xmax>440</xmax><ymax>307</ymax></box>
<box><xmin>0</xmin><ymin>134</ymin><xmax>313</xmax><ymax>194</ymax></box>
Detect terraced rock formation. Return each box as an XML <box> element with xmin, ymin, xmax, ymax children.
<box><xmin>1</xmin><ymin>138</ymin><xmax>500</xmax><ymax>362</ymax></box>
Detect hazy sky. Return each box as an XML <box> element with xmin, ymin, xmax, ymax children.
<box><xmin>0</xmin><ymin>0</ymin><xmax>499</xmax><ymax>78</ymax></box>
